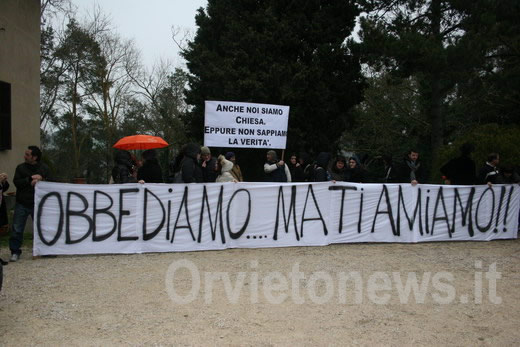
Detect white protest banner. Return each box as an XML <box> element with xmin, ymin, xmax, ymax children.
<box><xmin>33</xmin><ymin>182</ymin><xmax>519</xmax><ymax>256</ymax></box>
<box><xmin>204</xmin><ymin>101</ymin><xmax>289</xmax><ymax>148</ymax></box>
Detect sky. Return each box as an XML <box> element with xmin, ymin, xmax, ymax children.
<box><xmin>69</xmin><ymin>0</ymin><xmax>208</xmax><ymax>68</ymax></box>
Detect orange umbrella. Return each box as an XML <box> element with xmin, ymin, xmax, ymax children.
<box><xmin>113</xmin><ymin>135</ymin><xmax>169</xmax><ymax>150</ymax></box>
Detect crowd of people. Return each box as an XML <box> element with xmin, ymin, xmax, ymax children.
<box><xmin>110</xmin><ymin>145</ymin><xmax>244</xmax><ymax>184</ymax></box>
<box><xmin>110</xmin><ymin>142</ymin><xmax>520</xmax><ymax>186</ymax></box>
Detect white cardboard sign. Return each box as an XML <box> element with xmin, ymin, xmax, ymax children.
<box><xmin>204</xmin><ymin>101</ymin><xmax>289</xmax><ymax>149</ymax></box>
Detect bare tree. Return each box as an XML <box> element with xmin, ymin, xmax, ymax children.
<box><xmin>171</xmin><ymin>25</ymin><xmax>194</xmax><ymax>52</ymax></box>
<box><xmin>40</xmin><ymin>0</ymin><xmax>75</xmax><ymax>130</ymax></box>
<box><xmin>87</xmin><ymin>30</ymin><xmax>140</xmax><ymax>180</ymax></box>
<box><xmin>40</xmin><ymin>0</ymin><xmax>74</xmax><ymax>25</ymax></box>
<box><xmin>127</xmin><ymin>59</ymin><xmax>174</xmax><ymax>111</ymax></box>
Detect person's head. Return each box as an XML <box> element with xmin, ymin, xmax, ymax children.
<box><xmin>459</xmin><ymin>142</ymin><xmax>474</xmax><ymax>157</ymax></box>
<box><xmin>299</xmin><ymin>152</ymin><xmax>310</xmax><ymax>166</ymax></box>
<box><xmin>502</xmin><ymin>166</ymin><xmax>513</xmax><ymax>178</ymax></box>
<box><xmin>408</xmin><ymin>149</ymin><xmax>419</xmax><ymax>162</ymax></box>
<box><xmin>487</xmin><ymin>153</ymin><xmax>499</xmax><ymax>166</ymax></box>
<box><xmin>25</xmin><ymin>146</ymin><xmax>42</xmax><ymax>164</ymax></box>
<box><xmin>114</xmin><ymin>150</ymin><xmax>132</xmax><ymax>167</ymax></box>
<box><xmin>201</xmin><ymin>146</ymin><xmax>211</xmax><ymax>161</ymax></box>
<box><xmin>290</xmin><ymin>154</ymin><xmax>298</xmax><ymax>165</ymax></box>
<box><xmin>142</xmin><ymin>149</ymin><xmax>156</xmax><ymax>162</ymax></box>
<box><xmin>348</xmin><ymin>157</ymin><xmax>358</xmax><ymax>169</ymax></box>
<box><xmin>225</xmin><ymin>152</ymin><xmax>236</xmax><ymax>163</ymax></box>
<box><xmin>267</xmin><ymin>150</ymin><xmax>277</xmax><ymax>162</ymax></box>
<box><xmin>316</xmin><ymin>152</ymin><xmax>331</xmax><ymax>169</ymax></box>
<box><xmin>334</xmin><ymin>156</ymin><xmax>346</xmax><ymax>170</ymax></box>
<box><xmin>183</xmin><ymin>143</ymin><xmax>201</xmax><ymax>160</ymax></box>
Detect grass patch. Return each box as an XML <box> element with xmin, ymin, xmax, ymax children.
<box><xmin>0</xmin><ymin>230</ymin><xmax>34</xmax><ymax>249</ymax></box>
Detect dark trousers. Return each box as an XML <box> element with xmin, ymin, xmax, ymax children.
<box><xmin>9</xmin><ymin>203</ymin><xmax>33</xmax><ymax>255</ymax></box>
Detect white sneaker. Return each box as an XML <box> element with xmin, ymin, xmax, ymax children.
<box><xmin>9</xmin><ymin>254</ymin><xmax>19</xmax><ymax>262</ymax></box>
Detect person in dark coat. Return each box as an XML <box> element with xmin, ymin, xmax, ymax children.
<box><xmin>345</xmin><ymin>156</ymin><xmax>366</xmax><ymax>183</ymax></box>
<box><xmin>382</xmin><ymin>154</ymin><xmax>397</xmax><ymax>183</ymax></box>
<box><xmin>9</xmin><ymin>146</ymin><xmax>51</xmax><ymax>262</ymax></box>
<box><xmin>496</xmin><ymin>166</ymin><xmax>520</xmax><ymax>184</ymax></box>
<box><xmin>314</xmin><ymin>152</ymin><xmax>331</xmax><ymax>182</ymax></box>
<box><xmin>477</xmin><ymin>153</ymin><xmax>500</xmax><ymax>185</ymax></box>
<box><xmin>137</xmin><ymin>149</ymin><xmax>163</xmax><ymax>183</ymax></box>
<box><xmin>299</xmin><ymin>152</ymin><xmax>314</xmax><ymax>182</ymax></box>
<box><xmin>398</xmin><ymin>149</ymin><xmax>425</xmax><ymax>185</ymax></box>
<box><xmin>288</xmin><ymin>154</ymin><xmax>304</xmax><ymax>182</ymax></box>
<box><xmin>440</xmin><ymin>143</ymin><xmax>476</xmax><ymax>185</ymax></box>
<box><xmin>1</xmin><ymin>172</ymin><xmax>9</xmax><ymax>282</ymax></box>
<box><xmin>0</xmin><ymin>172</ymin><xmax>9</xmax><ymax>229</ymax></box>
<box><xmin>181</xmin><ymin>143</ymin><xmax>203</xmax><ymax>183</ymax></box>
<box><xmin>112</xmin><ymin>150</ymin><xmax>137</xmax><ymax>183</ymax></box>
<box><xmin>167</xmin><ymin>152</ymin><xmax>184</xmax><ymax>183</ymax></box>
<box><xmin>329</xmin><ymin>156</ymin><xmax>347</xmax><ymax>181</ymax></box>
<box><xmin>200</xmin><ymin>146</ymin><xmax>217</xmax><ymax>183</ymax></box>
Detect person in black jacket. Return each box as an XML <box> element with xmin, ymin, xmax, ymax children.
<box><xmin>398</xmin><ymin>149</ymin><xmax>425</xmax><ymax>185</ymax></box>
<box><xmin>382</xmin><ymin>154</ymin><xmax>397</xmax><ymax>183</ymax></box>
<box><xmin>0</xmin><ymin>172</ymin><xmax>9</xmax><ymax>230</ymax></box>
<box><xmin>345</xmin><ymin>156</ymin><xmax>366</xmax><ymax>183</ymax></box>
<box><xmin>496</xmin><ymin>166</ymin><xmax>520</xmax><ymax>184</ymax></box>
<box><xmin>112</xmin><ymin>150</ymin><xmax>137</xmax><ymax>184</ymax></box>
<box><xmin>314</xmin><ymin>152</ymin><xmax>331</xmax><ymax>182</ymax></box>
<box><xmin>299</xmin><ymin>152</ymin><xmax>314</xmax><ymax>182</ymax></box>
<box><xmin>477</xmin><ymin>153</ymin><xmax>500</xmax><ymax>185</ymax></box>
<box><xmin>329</xmin><ymin>156</ymin><xmax>347</xmax><ymax>181</ymax></box>
<box><xmin>181</xmin><ymin>143</ymin><xmax>203</xmax><ymax>183</ymax></box>
<box><xmin>288</xmin><ymin>154</ymin><xmax>304</xmax><ymax>182</ymax></box>
<box><xmin>200</xmin><ymin>146</ymin><xmax>218</xmax><ymax>183</ymax></box>
<box><xmin>137</xmin><ymin>149</ymin><xmax>163</xmax><ymax>183</ymax></box>
<box><xmin>440</xmin><ymin>143</ymin><xmax>476</xmax><ymax>185</ymax></box>
<box><xmin>9</xmin><ymin>146</ymin><xmax>51</xmax><ymax>262</ymax></box>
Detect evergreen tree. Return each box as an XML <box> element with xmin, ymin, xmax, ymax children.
<box><xmin>54</xmin><ymin>19</ymin><xmax>105</xmax><ymax>178</ymax></box>
<box><xmin>357</xmin><ymin>0</ymin><xmax>480</xmax><ymax>166</ymax></box>
<box><xmin>183</xmin><ymin>0</ymin><xmax>364</xmax><ymax>153</ymax></box>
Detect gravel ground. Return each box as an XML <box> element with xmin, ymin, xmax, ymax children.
<box><xmin>1</xmin><ymin>239</ymin><xmax>520</xmax><ymax>345</ymax></box>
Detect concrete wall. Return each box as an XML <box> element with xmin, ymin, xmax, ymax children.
<box><xmin>0</xmin><ymin>0</ymin><xmax>41</xmax><ymax>193</ymax></box>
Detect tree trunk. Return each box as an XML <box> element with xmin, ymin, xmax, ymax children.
<box><xmin>428</xmin><ymin>0</ymin><xmax>444</xmax><ymax>170</ymax></box>
<box><xmin>71</xmin><ymin>73</ymin><xmax>80</xmax><ymax>179</ymax></box>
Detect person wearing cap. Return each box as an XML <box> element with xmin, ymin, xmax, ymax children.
<box><xmin>200</xmin><ymin>146</ymin><xmax>217</xmax><ymax>183</ymax></box>
<box><xmin>225</xmin><ymin>152</ymin><xmax>243</xmax><ymax>182</ymax></box>
<box><xmin>264</xmin><ymin>150</ymin><xmax>291</xmax><ymax>182</ymax></box>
